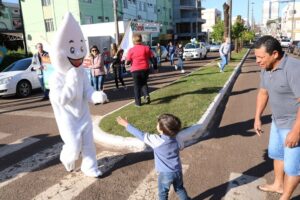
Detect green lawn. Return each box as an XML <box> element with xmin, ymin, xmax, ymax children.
<box><xmin>100</xmin><ymin>49</ymin><xmax>249</xmax><ymax>137</ymax></box>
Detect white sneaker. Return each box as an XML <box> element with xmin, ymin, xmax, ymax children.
<box><xmin>218</xmin><ymin>62</ymin><xmax>221</xmax><ymax>69</ymax></box>
<box><xmin>174</xmin><ymin>65</ymin><xmax>178</xmax><ymax>70</ymax></box>
<box><xmin>181</xmin><ymin>69</ymin><xmax>185</xmax><ymax>73</ymax></box>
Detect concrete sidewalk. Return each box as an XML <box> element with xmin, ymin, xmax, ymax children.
<box><xmin>180</xmin><ymin>51</ymin><xmax>300</xmax><ymax>200</ymax></box>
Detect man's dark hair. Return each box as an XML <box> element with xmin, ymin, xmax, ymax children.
<box><xmin>157</xmin><ymin>114</ymin><xmax>181</xmax><ymax>137</ymax></box>
<box><xmin>253</xmin><ymin>35</ymin><xmax>283</xmax><ymax>56</ymax></box>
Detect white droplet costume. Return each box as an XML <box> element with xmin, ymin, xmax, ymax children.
<box><xmin>49</xmin><ymin>12</ymin><xmax>107</xmax><ymax>177</ymax></box>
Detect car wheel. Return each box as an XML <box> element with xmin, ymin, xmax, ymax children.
<box><xmin>16</xmin><ymin>80</ymin><xmax>32</xmax><ymax>98</ymax></box>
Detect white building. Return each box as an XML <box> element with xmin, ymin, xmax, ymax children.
<box><xmin>122</xmin><ymin>0</ymin><xmax>157</xmax><ymax>22</ymax></box>
<box><xmin>202</xmin><ymin>8</ymin><xmax>221</xmax><ymax>32</ymax></box>
<box><xmin>262</xmin><ymin>0</ymin><xmax>280</xmax><ymax>26</ymax></box>
<box><xmin>281</xmin><ymin>2</ymin><xmax>300</xmax><ymax>40</ymax></box>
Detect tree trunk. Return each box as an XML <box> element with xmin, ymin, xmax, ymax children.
<box><xmin>223</xmin><ymin>3</ymin><xmax>230</xmax><ymax>39</ymax></box>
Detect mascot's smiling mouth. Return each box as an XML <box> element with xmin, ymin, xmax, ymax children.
<box><xmin>68</xmin><ymin>57</ymin><xmax>84</xmax><ymax>68</ymax></box>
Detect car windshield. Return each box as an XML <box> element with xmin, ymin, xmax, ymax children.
<box><xmin>2</xmin><ymin>59</ymin><xmax>32</xmax><ymax>72</ymax></box>
<box><xmin>185</xmin><ymin>43</ymin><xmax>199</xmax><ymax>49</ymax></box>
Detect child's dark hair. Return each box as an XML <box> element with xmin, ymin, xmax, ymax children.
<box><xmin>157</xmin><ymin>114</ymin><xmax>181</xmax><ymax>137</ymax></box>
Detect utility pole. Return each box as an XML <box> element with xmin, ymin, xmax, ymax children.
<box><xmin>18</xmin><ymin>0</ymin><xmax>28</xmax><ymax>56</ymax></box>
<box><xmin>195</xmin><ymin>0</ymin><xmax>198</xmax><ymax>39</ymax></box>
<box><xmin>247</xmin><ymin>0</ymin><xmax>250</xmax><ymax>28</ymax></box>
<box><xmin>228</xmin><ymin>0</ymin><xmax>232</xmax><ymax>61</ymax></box>
<box><xmin>291</xmin><ymin>0</ymin><xmax>296</xmax><ymax>40</ymax></box>
<box><xmin>251</xmin><ymin>2</ymin><xmax>255</xmax><ymax>30</ymax></box>
<box><xmin>113</xmin><ymin>0</ymin><xmax>120</xmax><ymax>45</ymax></box>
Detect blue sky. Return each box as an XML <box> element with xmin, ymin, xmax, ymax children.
<box><xmin>202</xmin><ymin>0</ymin><xmax>263</xmax><ymax>24</ymax></box>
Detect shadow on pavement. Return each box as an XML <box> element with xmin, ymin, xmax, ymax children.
<box><xmin>230</xmin><ymin>88</ymin><xmax>257</xmax><ymax>96</ymax></box>
<box><xmin>192</xmin><ymin>150</ymin><xmax>273</xmax><ymax>200</ymax></box>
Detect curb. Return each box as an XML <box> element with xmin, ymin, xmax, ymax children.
<box><xmin>93</xmin><ymin>49</ymin><xmax>251</xmax><ymax>152</ymax></box>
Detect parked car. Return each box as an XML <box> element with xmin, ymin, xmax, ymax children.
<box><xmin>183</xmin><ymin>43</ymin><xmax>207</xmax><ymax>60</ymax></box>
<box><xmin>209</xmin><ymin>42</ymin><xmax>221</xmax><ymax>52</ymax></box>
<box><xmin>0</xmin><ymin>58</ymin><xmax>41</xmax><ymax>97</ymax></box>
<box><xmin>280</xmin><ymin>38</ymin><xmax>291</xmax><ymax>48</ymax></box>
<box><xmin>151</xmin><ymin>45</ymin><xmax>168</xmax><ymax>61</ymax></box>
<box><xmin>293</xmin><ymin>41</ymin><xmax>300</xmax><ymax>56</ymax></box>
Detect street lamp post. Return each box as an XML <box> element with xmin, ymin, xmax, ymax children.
<box><xmin>251</xmin><ymin>2</ymin><xmax>255</xmax><ymax>30</ymax></box>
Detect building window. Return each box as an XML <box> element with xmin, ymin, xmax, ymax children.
<box><xmin>143</xmin><ymin>2</ymin><xmax>147</xmax><ymax>11</ymax></box>
<box><xmin>132</xmin><ymin>0</ymin><xmax>136</xmax><ymax>4</ymax></box>
<box><xmin>123</xmin><ymin>0</ymin><xmax>128</xmax><ymax>8</ymax></box>
<box><xmin>139</xmin><ymin>2</ymin><xmax>142</xmax><ymax>11</ymax></box>
<box><xmin>44</xmin><ymin>18</ymin><xmax>54</xmax><ymax>32</ymax></box>
<box><xmin>83</xmin><ymin>15</ymin><xmax>93</xmax><ymax>24</ymax></box>
<box><xmin>41</xmin><ymin>0</ymin><xmax>51</xmax><ymax>6</ymax></box>
<box><xmin>82</xmin><ymin>0</ymin><xmax>92</xmax><ymax>3</ymax></box>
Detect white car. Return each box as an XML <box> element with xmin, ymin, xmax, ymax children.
<box><xmin>183</xmin><ymin>43</ymin><xmax>207</xmax><ymax>60</ymax></box>
<box><xmin>280</xmin><ymin>39</ymin><xmax>291</xmax><ymax>48</ymax></box>
<box><xmin>0</xmin><ymin>58</ymin><xmax>41</xmax><ymax>97</ymax></box>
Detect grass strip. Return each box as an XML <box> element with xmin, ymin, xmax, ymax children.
<box><xmin>100</xmin><ymin>49</ymin><xmax>248</xmax><ymax>137</ymax></box>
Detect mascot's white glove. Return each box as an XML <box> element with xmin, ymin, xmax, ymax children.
<box><xmin>91</xmin><ymin>91</ymin><xmax>108</xmax><ymax>104</ymax></box>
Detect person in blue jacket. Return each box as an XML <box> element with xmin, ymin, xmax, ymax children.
<box><xmin>116</xmin><ymin>113</ymin><xmax>190</xmax><ymax>200</ymax></box>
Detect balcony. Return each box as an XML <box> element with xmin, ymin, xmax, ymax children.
<box><xmin>174</xmin><ymin>17</ymin><xmax>206</xmax><ymax>24</ymax></box>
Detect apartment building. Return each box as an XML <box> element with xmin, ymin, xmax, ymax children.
<box><xmin>173</xmin><ymin>0</ymin><xmax>206</xmax><ymax>40</ymax></box>
<box><xmin>21</xmin><ymin>0</ymin><xmax>173</xmax><ymax>52</ymax></box>
<box><xmin>0</xmin><ymin>2</ymin><xmax>21</xmax><ymax>31</ymax></box>
<box><xmin>202</xmin><ymin>8</ymin><xmax>221</xmax><ymax>33</ymax></box>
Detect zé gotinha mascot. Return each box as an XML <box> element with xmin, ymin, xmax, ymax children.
<box><xmin>49</xmin><ymin>12</ymin><xmax>107</xmax><ymax>177</ymax></box>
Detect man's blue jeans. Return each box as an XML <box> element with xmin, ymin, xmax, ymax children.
<box><xmin>220</xmin><ymin>55</ymin><xmax>228</xmax><ymax>71</ymax></box>
<box><xmin>158</xmin><ymin>171</ymin><xmax>190</xmax><ymax>200</ymax></box>
<box><xmin>38</xmin><ymin>75</ymin><xmax>49</xmax><ymax>98</ymax></box>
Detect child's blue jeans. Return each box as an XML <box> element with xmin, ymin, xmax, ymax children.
<box><xmin>158</xmin><ymin>171</ymin><xmax>190</xmax><ymax>200</ymax></box>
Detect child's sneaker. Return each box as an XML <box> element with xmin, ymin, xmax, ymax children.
<box><xmin>174</xmin><ymin>65</ymin><xmax>178</xmax><ymax>70</ymax></box>
<box><xmin>217</xmin><ymin>62</ymin><xmax>221</xmax><ymax>69</ymax></box>
<box><xmin>181</xmin><ymin>69</ymin><xmax>185</xmax><ymax>73</ymax></box>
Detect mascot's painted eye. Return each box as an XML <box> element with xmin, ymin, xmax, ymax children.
<box><xmin>80</xmin><ymin>46</ymin><xmax>84</xmax><ymax>52</ymax></box>
<box><xmin>70</xmin><ymin>47</ymin><xmax>75</xmax><ymax>54</ymax></box>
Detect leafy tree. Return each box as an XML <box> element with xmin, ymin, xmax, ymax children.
<box><xmin>232</xmin><ymin>15</ymin><xmax>246</xmax><ymax>52</ymax></box>
<box><xmin>211</xmin><ymin>19</ymin><xmax>224</xmax><ymax>42</ymax></box>
<box><xmin>242</xmin><ymin>30</ymin><xmax>255</xmax><ymax>43</ymax></box>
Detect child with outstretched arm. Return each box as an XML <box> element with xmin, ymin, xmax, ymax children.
<box><xmin>116</xmin><ymin>114</ymin><xmax>190</xmax><ymax>200</ymax></box>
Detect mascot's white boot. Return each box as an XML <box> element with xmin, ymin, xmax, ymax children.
<box><xmin>49</xmin><ymin>12</ymin><xmax>107</xmax><ymax>177</ymax></box>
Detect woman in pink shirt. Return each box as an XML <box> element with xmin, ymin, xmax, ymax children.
<box><xmin>126</xmin><ymin>34</ymin><xmax>155</xmax><ymax>107</ymax></box>
<box><xmin>89</xmin><ymin>45</ymin><xmax>106</xmax><ymax>91</ymax></box>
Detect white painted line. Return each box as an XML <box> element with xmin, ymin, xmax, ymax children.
<box><xmin>0</xmin><ymin>137</ymin><xmax>40</xmax><ymax>158</ymax></box>
<box><xmin>0</xmin><ymin>143</ymin><xmax>62</xmax><ymax>188</ymax></box>
<box><xmin>0</xmin><ymin>109</ymin><xmax>55</xmax><ymax>119</ymax></box>
<box><xmin>0</xmin><ymin>132</ymin><xmax>10</xmax><ymax>140</ymax></box>
<box><xmin>224</xmin><ymin>172</ymin><xmax>267</xmax><ymax>200</ymax></box>
<box><xmin>33</xmin><ymin>151</ymin><xmax>125</xmax><ymax>200</ymax></box>
<box><xmin>0</xmin><ymin>109</ymin><xmax>98</xmax><ymax>120</ymax></box>
<box><xmin>127</xmin><ymin>164</ymin><xmax>189</xmax><ymax>200</ymax></box>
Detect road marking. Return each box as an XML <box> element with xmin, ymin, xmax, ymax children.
<box><xmin>0</xmin><ymin>137</ymin><xmax>40</xmax><ymax>158</ymax></box>
<box><xmin>0</xmin><ymin>109</ymin><xmax>55</xmax><ymax>119</ymax></box>
<box><xmin>33</xmin><ymin>151</ymin><xmax>125</xmax><ymax>200</ymax></box>
<box><xmin>224</xmin><ymin>172</ymin><xmax>267</xmax><ymax>200</ymax></box>
<box><xmin>0</xmin><ymin>142</ymin><xmax>62</xmax><ymax>188</ymax></box>
<box><xmin>0</xmin><ymin>109</ymin><xmax>98</xmax><ymax>119</ymax></box>
<box><xmin>0</xmin><ymin>132</ymin><xmax>10</xmax><ymax>140</ymax></box>
<box><xmin>127</xmin><ymin>164</ymin><xmax>189</xmax><ymax>200</ymax></box>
